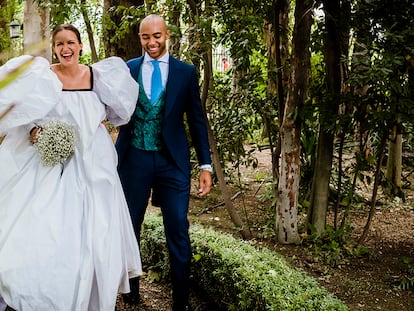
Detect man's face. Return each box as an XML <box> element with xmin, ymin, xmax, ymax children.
<box><xmin>139</xmin><ymin>18</ymin><xmax>170</xmax><ymax>60</ymax></box>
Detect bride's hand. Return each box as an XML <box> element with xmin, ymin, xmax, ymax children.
<box><xmin>30</xmin><ymin>127</ymin><xmax>40</xmax><ymax>144</ymax></box>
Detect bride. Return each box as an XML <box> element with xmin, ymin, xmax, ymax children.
<box><xmin>0</xmin><ymin>24</ymin><xmax>141</xmax><ymax>311</ymax></box>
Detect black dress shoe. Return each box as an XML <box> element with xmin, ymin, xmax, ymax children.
<box><xmin>122</xmin><ymin>291</ymin><xmax>140</xmax><ymax>305</ymax></box>
<box><xmin>122</xmin><ymin>277</ymin><xmax>140</xmax><ymax>305</ymax></box>
<box><xmin>172</xmin><ymin>303</ymin><xmax>192</xmax><ymax>311</ymax></box>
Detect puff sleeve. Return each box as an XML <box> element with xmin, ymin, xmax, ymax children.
<box><xmin>0</xmin><ymin>55</ymin><xmax>62</xmax><ymax>135</ymax></box>
<box><xmin>92</xmin><ymin>57</ymin><xmax>138</xmax><ymax>126</ymax></box>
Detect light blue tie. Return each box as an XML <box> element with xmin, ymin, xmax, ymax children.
<box><xmin>151</xmin><ymin>60</ymin><xmax>162</xmax><ymax>104</ymax></box>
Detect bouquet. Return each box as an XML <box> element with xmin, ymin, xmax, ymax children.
<box><xmin>33</xmin><ymin>120</ymin><xmax>76</xmax><ymax>167</ymax></box>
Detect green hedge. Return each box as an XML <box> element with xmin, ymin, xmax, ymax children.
<box><xmin>141</xmin><ymin>212</ymin><xmax>348</xmax><ymax>311</ymax></box>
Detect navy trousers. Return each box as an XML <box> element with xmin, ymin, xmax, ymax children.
<box><xmin>118</xmin><ymin>146</ymin><xmax>191</xmax><ymax>305</ymax></box>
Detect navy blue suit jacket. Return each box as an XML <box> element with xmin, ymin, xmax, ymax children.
<box><xmin>116</xmin><ymin>55</ymin><xmax>211</xmax><ymax>176</ymax></box>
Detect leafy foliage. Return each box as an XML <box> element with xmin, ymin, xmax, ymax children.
<box><xmin>208</xmin><ymin>71</ymin><xmax>262</xmax><ymax>177</ymax></box>
<box><xmin>141</xmin><ymin>212</ymin><xmax>348</xmax><ymax>311</ymax></box>
<box><xmin>397</xmin><ymin>257</ymin><xmax>414</xmax><ymax>290</ymax></box>
<box><xmin>303</xmin><ymin>224</ymin><xmax>370</xmax><ymax>267</ymax></box>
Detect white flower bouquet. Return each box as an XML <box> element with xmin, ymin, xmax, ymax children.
<box><xmin>33</xmin><ymin>120</ymin><xmax>76</xmax><ymax>167</ymax></box>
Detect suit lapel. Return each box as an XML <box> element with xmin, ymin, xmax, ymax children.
<box><xmin>164</xmin><ymin>56</ymin><xmax>180</xmax><ymax>118</ymax></box>
<box><xmin>129</xmin><ymin>57</ymin><xmax>143</xmax><ymax>82</ymax></box>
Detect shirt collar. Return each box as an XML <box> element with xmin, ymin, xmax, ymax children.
<box><xmin>144</xmin><ymin>52</ymin><xmax>169</xmax><ymax>64</ymax></box>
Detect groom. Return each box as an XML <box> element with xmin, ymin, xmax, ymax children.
<box><xmin>116</xmin><ymin>14</ymin><xmax>212</xmax><ymax>311</ymax></box>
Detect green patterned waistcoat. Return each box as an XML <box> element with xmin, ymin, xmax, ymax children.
<box><xmin>130</xmin><ymin>67</ymin><xmax>166</xmax><ymax>151</ymax></box>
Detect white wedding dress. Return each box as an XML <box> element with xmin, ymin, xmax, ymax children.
<box><xmin>0</xmin><ymin>56</ymin><xmax>142</xmax><ymax>311</ymax></box>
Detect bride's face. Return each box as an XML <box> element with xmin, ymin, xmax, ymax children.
<box><xmin>53</xmin><ymin>29</ymin><xmax>83</xmax><ymax>66</ymax></box>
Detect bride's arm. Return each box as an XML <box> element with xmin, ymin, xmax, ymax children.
<box><xmin>0</xmin><ymin>55</ymin><xmax>62</xmax><ymax>135</ymax></box>
<box><xmin>92</xmin><ymin>57</ymin><xmax>138</xmax><ymax>126</ymax></box>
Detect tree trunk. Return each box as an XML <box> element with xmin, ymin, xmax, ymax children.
<box><xmin>271</xmin><ymin>0</ymin><xmax>290</xmax><ymax>201</ymax></box>
<box><xmin>23</xmin><ymin>0</ymin><xmax>50</xmax><ymax>61</ymax></box>
<box><xmin>386</xmin><ymin>125</ymin><xmax>402</xmax><ymax>196</ymax></box>
<box><xmin>80</xmin><ymin>0</ymin><xmax>99</xmax><ymax>62</ymax></box>
<box><xmin>186</xmin><ymin>0</ymin><xmax>202</xmax><ymax>69</ymax></box>
<box><xmin>102</xmin><ymin>0</ymin><xmax>142</xmax><ymax>59</ymax></box>
<box><xmin>307</xmin><ymin>0</ymin><xmax>342</xmax><ymax>235</ymax></box>
<box><xmin>358</xmin><ymin>132</ymin><xmax>387</xmax><ymax>244</ymax></box>
<box><xmin>308</xmin><ymin>131</ymin><xmax>333</xmax><ymax>234</ymax></box>
<box><xmin>274</xmin><ymin>0</ymin><xmax>290</xmax><ymax>125</ymax></box>
<box><xmin>206</xmin><ymin>125</ymin><xmax>252</xmax><ymax>240</ymax></box>
<box><xmin>168</xmin><ymin>4</ymin><xmax>181</xmax><ymax>57</ymax></box>
<box><xmin>275</xmin><ymin>0</ymin><xmax>312</xmax><ymax>244</ymax></box>
<box><xmin>264</xmin><ymin>17</ymin><xmax>279</xmax><ymax>181</ymax></box>
<box><xmin>276</xmin><ymin>118</ymin><xmax>301</xmax><ymax>244</ymax></box>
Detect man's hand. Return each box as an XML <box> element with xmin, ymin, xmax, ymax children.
<box><xmin>197</xmin><ymin>170</ymin><xmax>212</xmax><ymax>197</ymax></box>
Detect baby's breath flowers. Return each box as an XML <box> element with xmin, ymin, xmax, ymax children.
<box><xmin>33</xmin><ymin>120</ymin><xmax>76</xmax><ymax>167</ymax></box>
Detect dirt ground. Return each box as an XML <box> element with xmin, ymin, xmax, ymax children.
<box><xmin>116</xmin><ymin>149</ymin><xmax>414</xmax><ymax>311</ymax></box>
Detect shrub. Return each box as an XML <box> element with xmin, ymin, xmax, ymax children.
<box><xmin>141</xmin><ymin>212</ymin><xmax>348</xmax><ymax>311</ymax></box>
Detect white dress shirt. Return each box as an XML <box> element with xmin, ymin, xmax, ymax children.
<box><xmin>142</xmin><ymin>52</ymin><xmax>169</xmax><ymax>100</ymax></box>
